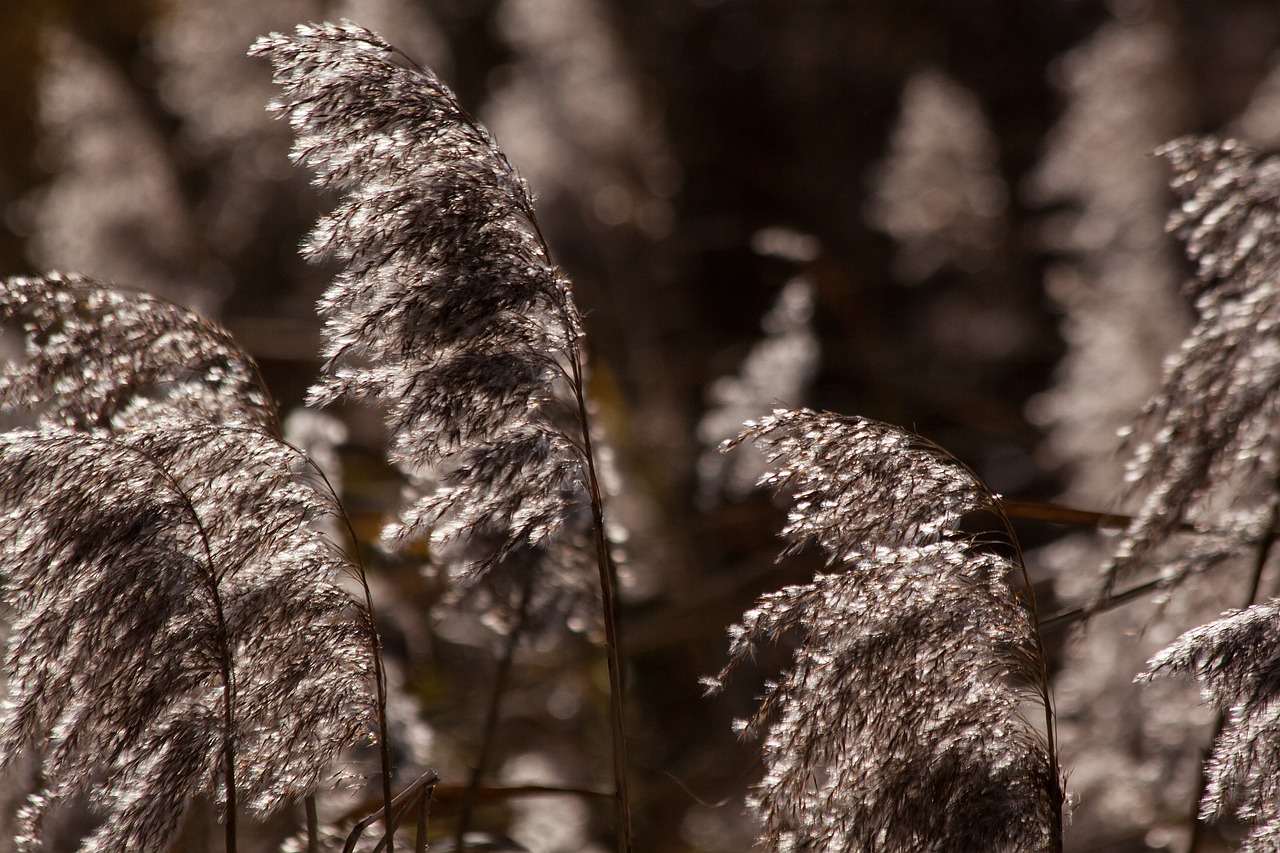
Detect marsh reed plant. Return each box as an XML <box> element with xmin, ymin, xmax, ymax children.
<box><xmin>9</xmin><ymin>17</ymin><xmax>1280</xmax><ymax>853</ymax></box>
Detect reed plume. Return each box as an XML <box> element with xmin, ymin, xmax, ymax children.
<box><xmin>0</xmin><ymin>272</ymin><xmax>276</xmax><ymax>432</ymax></box>
<box><xmin>1105</xmin><ymin>136</ymin><xmax>1280</xmax><ymax>597</ymax></box>
<box><xmin>710</xmin><ymin>408</ymin><xmax>1062</xmax><ymax>853</ymax></box>
<box><xmin>0</xmin><ymin>275</ymin><xmax>377</xmax><ymax>853</ymax></box>
<box><xmin>253</xmin><ymin>22</ymin><xmax>631</xmax><ymax>848</ymax></box>
<box><xmin>253</xmin><ymin>19</ymin><xmax>593</xmax><ymax>584</ymax></box>
<box><xmin>1120</xmin><ymin>136</ymin><xmax>1280</xmax><ymax>851</ymax></box>
<box><xmin>1143</xmin><ymin>601</ymin><xmax>1280</xmax><ymax>851</ymax></box>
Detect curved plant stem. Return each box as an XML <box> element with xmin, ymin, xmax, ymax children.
<box><xmin>209</xmin><ymin>575</ymin><xmax>238</xmax><ymax>853</ymax></box>
<box><xmin>339</xmin><ymin>504</ymin><xmax>395</xmax><ymax>853</ymax></box>
<box><xmin>283</xmin><ymin>434</ymin><xmax>396</xmax><ymax>853</ymax></box>
<box><xmin>95</xmin><ymin>436</ymin><xmax>239</xmax><ymax>853</ymax></box>
<box><xmin>993</xmin><ymin>501</ymin><xmax>1064</xmax><ymax>851</ymax></box>
<box><xmin>932</xmin><ymin>444</ymin><xmax>1063</xmax><ymax>848</ymax></box>
<box><xmin>568</xmin><ymin>345</ymin><xmax>633</xmax><ymax>853</ymax></box>
<box><xmin>453</xmin><ymin>570</ymin><xmax>534</xmax><ymax>847</ymax></box>
<box><xmin>218</xmin><ymin>423</ymin><xmax>396</xmax><ymax>849</ymax></box>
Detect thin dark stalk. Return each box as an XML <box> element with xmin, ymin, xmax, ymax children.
<box><xmin>119</xmin><ymin>437</ymin><xmax>239</xmax><ymax>853</ymax></box>
<box><xmin>937</xmin><ymin>448</ymin><xmax>1063</xmax><ymax>847</ymax></box>
<box><xmin>164</xmin><ymin>423</ymin><xmax>388</xmax><ymax>852</ymax></box>
<box><xmin>1014</xmin><ymin>535</ymin><xmax>1063</xmax><ymax>851</ymax></box>
<box><xmin>211</xmin><ymin>582</ymin><xmax>238</xmax><ymax>853</ymax></box>
<box><xmin>415</xmin><ymin>788</ymin><xmax>429</xmax><ymax>853</ymax></box>
<box><xmin>568</xmin><ymin>346</ymin><xmax>633</xmax><ymax>853</ymax></box>
<box><xmin>106</xmin><ymin>437</ymin><xmax>239</xmax><ymax>853</ymax></box>
<box><xmin>306</xmin><ymin>795</ymin><xmax>319</xmax><ymax>853</ymax></box>
<box><xmin>452</xmin><ymin>570</ymin><xmax>535</xmax><ymax>847</ymax></box>
<box><xmin>220</xmin><ymin>425</ymin><xmax>395</xmax><ymax>850</ymax></box>
<box><xmin>344</xmin><ymin>772</ymin><xmax>439</xmax><ymax>853</ymax></box>
<box><xmin>1042</xmin><ymin>578</ymin><xmax>1166</xmax><ymax>632</ymax></box>
<box><xmin>1187</xmin><ymin>493</ymin><xmax>1280</xmax><ymax>853</ymax></box>
<box><xmin>335</xmin><ymin>485</ymin><xmax>395</xmax><ymax>853</ymax></box>
<box><xmin>264</xmin><ymin>427</ymin><xmax>394</xmax><ymax>850</ymax></box>
<box><xmin>989</xmin><ymin>500</ymin><xmax>1063</xmax><ymax>851</ymax></box>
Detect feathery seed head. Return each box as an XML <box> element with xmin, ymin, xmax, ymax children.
<box><xmin>1048</xmin><ymin>136</ymin><xmax>1280</xmax><ymax>848</ymax></box>
<box><xmin>0</xmin><ymin>278</ymin><xmax>378</xmax><ymax>852</ymax></box>
<box><xmin>728</xmin><ymin>409</ymin><xmax>997</xmax><ymax>559</ymax></box>
<box><xmin>717</xmin><ymin>409</ymin><xmax>1061</xmax><ymax>852</ymax></box>
<box><xmin>0</xmin><ymin>273</ymin><xmax>277</xmax><ymax>432</ymax></box>
<box><xmin>1102</xmin><ymin>138</ymin><xmax>1280</xmax><ymax>598</ymax></box>
<box><xmin>1144</xmin><ymin>600</ymin><xmax>1280</xmax><ymax>847</ymax></box>
<box><xmin>254</xmin><ymin>23</ymin><xmax>600</xmax><ymax>630</ymax></box>
<box><xmin>0</xmin><ymin>419</ymin><xmax>377</xmax><ymax>852</ymax></box>
<box><xmin>254</xmin><ymin>23</ymin><xmax>589</xmax><ymax>569</ymax></box>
